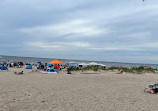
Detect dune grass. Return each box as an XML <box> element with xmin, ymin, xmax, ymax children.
<box><xmin>103</xmin><ymin>66</ymin><xmax>156</xmax><ymax>74</ymax></box>
<box><xmin>68</xmin><ymin>66</ymin><xmax>157</xmax><ymax>74</ymax></box>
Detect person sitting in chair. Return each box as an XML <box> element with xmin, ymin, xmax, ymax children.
<box><xmin>18</xmin><ymin>71</ymin><xmax>24</xmax><ymax>75</ymax></box>
<box><xmin>116</xmin><ymin>70</ymin><xmax>123</xmax><ymax>74</ymax></box>
<box><xmin>67</xmin><ymin>68</ymin><xmax>71</xmax><ymax>74</ymax></box>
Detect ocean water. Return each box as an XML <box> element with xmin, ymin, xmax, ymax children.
<box><xmin>0</xmin><ymin>55</ymin><xmax>157</xmax><ymax>68</ymax></box>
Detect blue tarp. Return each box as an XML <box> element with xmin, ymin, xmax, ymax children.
<box><xmin>0</xmin><ymin>66</ymin><xmax>8</xmax><ymax>70</ymax></box>
<box><xmin>26</xmin><ymin>65</ymin><xmax>32</xmax><ymax>69</ymax></box>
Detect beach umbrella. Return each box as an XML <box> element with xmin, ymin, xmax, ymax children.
<box><xmin>37</xmin><ymin>62</ymin><xmax>42</xmax><ymax>65</ymax></box>
<box><xmin>48</xmin><ymin>59</ymin><xmax>63</xmax><ymax>64</ymax></box>
<box><xmin>144</xmin><ymin>65</ymin><xmax>148</xmax><ymax>68</ymax></box>
<box><xmin>30</xmin><ymin>62</ymin><xmax>35</xmax><ymax>64</ymax></box>
<box><xmin>14</xmin><ymin>61</ymin><xmax>17</xmax><ymax>62</ymax></box>
<box><xmin>19</xmin><ymin>61</ymin><xmax>24</xmax><ymax>65</ymax></box>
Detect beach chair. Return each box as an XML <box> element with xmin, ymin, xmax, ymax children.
<box><xmin>144</xmin><ymin>83</ymin><xmax>158</xmax><ymax>94</ymax></box>
<box><xmin>116</xmin><ymin>70</ymin><xmax>123</xmax><ymax>74</ymax></box>
<box><xmin>14</xmin><ymin>71</ymin><xmax>24</xmax><ymax>75</ymax></box>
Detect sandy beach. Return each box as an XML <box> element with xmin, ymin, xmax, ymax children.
<box><xmin>1</xmin><ymin>67</ymin><xmax>158</xmax><ymax>111</ymax></box>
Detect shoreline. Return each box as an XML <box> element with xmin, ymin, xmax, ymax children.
<box><xmin>1</xmin><ymin>55</ymin><xmax>158</xmax><ymax>68</ymax></box>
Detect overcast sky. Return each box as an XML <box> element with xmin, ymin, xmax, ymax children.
<box><xmin>0</xmin><ymin>0</ymin><xmax>158</xmax><ymax>64</ymax></box>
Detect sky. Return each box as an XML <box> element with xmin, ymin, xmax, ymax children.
<box><xmin>0</xmin><ymin>0</ymin><xmax>158</xmax><ymax>64</ymax></box>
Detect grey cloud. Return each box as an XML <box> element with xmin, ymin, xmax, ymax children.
<box><xmin>1</xmin><ymin>0</ymin><xmax>158</xmax><ymax>63</ymax></box>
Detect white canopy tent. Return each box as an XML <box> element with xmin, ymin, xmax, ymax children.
<box><xmin>79</xmin><ymin>63</ymin><xmax>88</xmax><ymax>66</ymax></box>
<box><xmin>88</xmin><ymin>62</ymin><xmax>100</xmax><ymax>66</ymax></box>
<box><xmin>69</xmin><ymin>61</ymin><xmax>77</xmax><ymax>64</ymax></box>
<box><xmin>98</xmin><ymin>63</ymin><xmax>106</xmax><ymax>67</ymax></box>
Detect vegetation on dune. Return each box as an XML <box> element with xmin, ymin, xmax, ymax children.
<box><xmin>68</xmin><ymin>65</ymin><xmax>157</xmax><ymax>74</ymax></box>
<box><xmin>67</xmin><ymin>66</ymin><xmax>100</xmax><ymax>72</ymax></box>
<box><xmin>82</xmin><ymin>66</ymin><xmax>100</xmax><ymax>71</ymax></box>
<box><xmin>103</xmin><ymin>66</ymin><xmax>156</xmax><ymax>74</ymax></box>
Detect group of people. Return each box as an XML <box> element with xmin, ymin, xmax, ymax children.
<box><xmin>1</xmin><ymin>62</ymin><xmax>24</xmax><ymax>68</ymax></box>
<box><xmin>9</xmin><ymin>62</ymin><xmax>24</xmax><ymax>68</ymax></box>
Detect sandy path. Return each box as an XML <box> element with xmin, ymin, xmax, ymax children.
<box><xmin>0</xmin><ymin>67</ymin><xmax>158</xmax><ymax>111</ymax></box>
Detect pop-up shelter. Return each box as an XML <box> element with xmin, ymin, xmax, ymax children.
<box><xmin>26</xmin><ymin>65</ymin><xmax>32</xmax><ymax>69</ymax></box>
<box><xmin>48</xmin><ymin>59</ymin><xmax>63</xmax><ymax>65</ymax></box>
<box><xmin>0</xmin><ymin>66</ymin><xmax>8</xmax><ymax>70</ymax></box>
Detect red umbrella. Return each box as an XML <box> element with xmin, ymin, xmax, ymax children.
<box><xmin>19</xmin><ymin>61</ymin><xmax>24</xmax><ymax>65</ymax></box>
<box><xmin>14</xmin><ymin>61</ymin><xmax>17</xmax><ymax>62</ymax></box>
<box><xmin>144</xmin><ymin>65</ymin><xmax>148</xmax><ymax>68</ymax></box>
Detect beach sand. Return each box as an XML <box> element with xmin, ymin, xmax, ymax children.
<box><xmin>1</xmin><ymin>67</ymin><xmax>158</xmax><ymax>111</ymax></box>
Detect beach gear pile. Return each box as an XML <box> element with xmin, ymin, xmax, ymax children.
<box><xmin>144</xmin><ymin>83</ymin><xmax>158</xmax><ymax>94</ymax></box>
